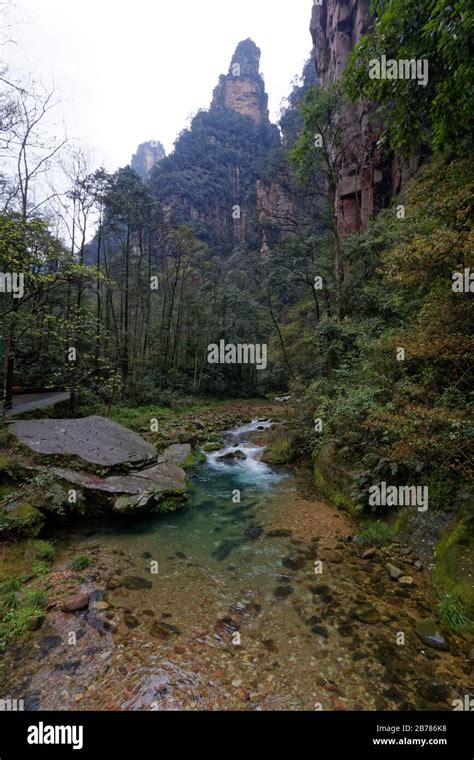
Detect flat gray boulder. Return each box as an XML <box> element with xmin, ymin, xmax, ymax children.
<box><xmin>10</xmin><ymin>416</ymin><xmax>157</xmax><ymax>468</ymax></box>
<box><xmin>159</xmin><ymin>443</ymin><xmax>192</xmax><ymax>465</ymax></box>
<box><xmin>53</xmin><ymin>461</ymin><xmax>187</xmax><ymax>496</ymax></box>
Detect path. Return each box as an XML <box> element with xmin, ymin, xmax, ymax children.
<box><xmin>7</xmin><ymin>391</ymin><xmax>71</xmax><ymax>417</ymax></box>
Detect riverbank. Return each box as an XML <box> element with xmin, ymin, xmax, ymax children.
<box><xmin>0</xmin><ymin>406</ymin><xmax>472</xmax><ymax>711</ymax></box>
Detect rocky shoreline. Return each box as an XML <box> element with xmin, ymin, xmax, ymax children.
<box><xmin>0</xmin><ymin>406</ymin><xmax>472</xmax><ymax>711</ymax></box>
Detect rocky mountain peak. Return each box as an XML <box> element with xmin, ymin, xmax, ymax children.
<box><xmin>131</xmin><ymin>140</ymin><xmax>165</xmax><ymax>181</ymax></box>
<box><xmin>229</xmin><ymin>38</ymin><xmax>261</xmax><ymax>78</ymax></box>
<box><xmin>211</xmin><ymin>38</ymin><xmax>269</xmax><ymax>124</ymax></box>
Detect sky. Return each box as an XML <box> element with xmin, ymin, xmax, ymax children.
<box><xmin>3</xmin><ymin>0</ymin><xmax>314</xmax><ymax>173</ymax></box>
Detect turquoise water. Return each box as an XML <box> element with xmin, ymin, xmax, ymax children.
<box><xmin>4</xmin><ymin>417</ymin><xmax>328</xmax><ymax>711</ymax></box>
<box><xmin>68</xmin><ymin>418</ymin><xmax>291</xmax><ymax>593</ymax></box>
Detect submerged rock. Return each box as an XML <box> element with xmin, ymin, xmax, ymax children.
<box><xmin>311</xmin><ymin>624</ymin><xmax>330</xmax><ymax>638</ymax></box>
<box><xmin>243</xmin><ymin>524</ymin><xmax>264</xmax><ymax>540</ymax></box>
<box><xmin>117</xmin><ymin>576</ymin><xmax>153</xmax><ymax>591</ymax></box>
<box><xmin>124</xmin><ymin>614</ymin><xmax>140</xmax><ymax>629</ymax></box>
<box><xmin>282</xmin><ymin>556</ymin><xmax>305</xmax><ymax>571</ymax></box>
<box><xmin>418</xmin><ymin>679</ymin><xmax>450</xmax><ymax>704</ymax></box>
<box><xmin>266</xmin><ymin>529</ymin><xmax>293</xmax><ymax>538</ymax></box>
<box><xmin>415</xmin><ymin>619</ymin><xmax>448</xmax><ymax>651</ymax></box>
<box><xmin>149</xmin><ymin>621</ymin><xmax>181</xmax><ymax>640</ymax></box>
<box><xmin>212</xmin><ymin>540</ymin><xmax>241</xmax><ymax>561</ymax></box>
<box><xmin>274</xmin><ymin>585</ymin><xmax>294</xmax><ymax>600</ymax></box>
<box><xmin>217</xmin><ymin>450</ymin><xmax>247</xmax><ymax>462</ymax></box>
<box><xmin>352</xmin><ymin>603</ymin><xmax>381</xmax><ymax>624</ymax></box>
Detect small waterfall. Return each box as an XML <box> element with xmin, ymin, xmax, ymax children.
<box><xmin>203</xmin><ymin>418</ymin><xmax>284</xmax><ymax>487</ymax></box>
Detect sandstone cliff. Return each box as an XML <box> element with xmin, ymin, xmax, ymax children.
<box><xmin>211</xmin><ymin>38</ymin><xmax>269</xmax><ymax>125</ymax></box>
<box><xmin>310</xmin><ymin>0</ymin><xmax>399</xmax><ymax>233</ymax></box>
<box><xmin>150</xmin><ymin>39</ymin><xmax>277</xmax><ymax>256</ymax></box>
<box><xmin>131</xmin><ymin>140</ymin><xmax>166</xmax><ymax>181</ymax></box>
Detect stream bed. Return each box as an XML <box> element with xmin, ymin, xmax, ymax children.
<box><xmin>0</xmin><ymin>418</ymin><xmax>471</xmax><ymax>711</ymax></box>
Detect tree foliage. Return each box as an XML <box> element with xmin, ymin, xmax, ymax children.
<box><xmin>343</xmin><ymin>0</ymin><xmax>474</xmax><ymax>154</ymax></box>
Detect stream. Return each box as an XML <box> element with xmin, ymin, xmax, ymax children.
<box><xmin>0</xmin><ymin>418</ymin><xmax>470</xmax><ymax>711</ymax></box>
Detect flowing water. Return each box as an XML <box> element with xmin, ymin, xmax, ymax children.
<box><xmin>1</xmin><ymin>418</ymin><xmax>470</xmax><ymax>711</ymax></box>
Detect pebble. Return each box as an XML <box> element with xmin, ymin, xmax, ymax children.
<box><xmin>26</xmin><ymin>614</ymin><xmax>45</xmax><ymax>631</ymax></box>
<box><xmin>61</xmin><ymin>594</ymin><xmax>90</xmax><ymax>612</ymax></box>
<box><xmin>362</xmin><ymin>548</ymin><xmax>377</xmax><ymax>559</ymax></box>
<box><xmin>385</xmin><ymin>563</ymin><xmax>403</xmax><ymax>581</ymax></box>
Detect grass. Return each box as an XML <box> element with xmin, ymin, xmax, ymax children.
<box><xmin>69</xmin><ymin>555</ymin><xmax>91</xmax><ymax>571</ymax></box>
<box><xmin>31</xmin><ymin>561</ymin><xmax>51</xmax><ymax>576</ymax></box>
<box><xmin>437</xmin><ymin>594</ymin><xmax>472</xmax><ymax>634</ymax></box>
<box><xmin>356</xmin><ymin>520</ymin><xmax>397</xmax><ymax>547</ymax></box>
<box><xmin>82</xmin><ymin>399</ymin><xmax>224</xmax><ymax>434</ymax></box>
<box><xmin>31</xmin><ymin>539</ymin><xmax>55</xmax><ymax>562</ymax></box>
<box><xmin>24</xmin><ymin>589</ymin><xmax>48</xmax><ymax>609</ymax></box>
<box><xmin>0</xmin><ymin>574</ymin><xmax>49</xmax><ymax>650</ymax></box>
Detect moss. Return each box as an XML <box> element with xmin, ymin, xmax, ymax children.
<box><xmin>0</xmin><ymin>501</ymin><xmax>44</xmax><ymax>540</ymax></box>
<box><xmin>201</xmin><ymin>442</ymin><xmax>223</xmax><ymax>453</ymax></box>
<box><xmin>153</xmin><ymin>494</ymin><xmax>188</xmax><ymax>515</ymax></box>
<box><xmin>181</xmin><ymin>449</ymin><xmax>206</xmax><ymax>469</ymax></box>
<box><xmin>433</xmin><ymin>513</ymin><xmax>474</xmax><ymax>617</ymax></box>
<box><xmin>261</xmin><ymin>435</ymin><xmax>293</xmax><ymax>465</ymax></box>
<box><xmin>313</xmin><ymin>442</ymin><xmax>358</xmax><ymax>516</ymax></box>
<box><xmin>0</xmin><ymin>454</ymin><xmax>30</xmax><ymax>484</ymax></box>
<box><xmin>0</xmin><ymin>485</ymin><xmax>17</xmax><ymax>502</ymax></box>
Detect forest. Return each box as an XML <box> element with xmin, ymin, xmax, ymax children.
<box><xmin>0</xmin><ymin>0</ymin><xmax>472</xmax><ymax>720</ymax></box>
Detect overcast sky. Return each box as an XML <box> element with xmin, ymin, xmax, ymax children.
<box><xmin>4</xmin><ymin>0</ymin><xmax>313</xmax><ymax>172</ymax></box>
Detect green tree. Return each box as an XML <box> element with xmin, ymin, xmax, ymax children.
<box><xmin>344</xmin><ymin>0</ymin><xmax>474</xmax><ymax>154</ymax></box>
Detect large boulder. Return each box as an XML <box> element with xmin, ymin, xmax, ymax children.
<box><xmin>53</xmin><ymin>460</ymin><xmax>188</xmax><ymax>516</ymax></box>
<box><xmin>10</xmin><ymin>416</ymin><xmax>157</xmax><ymax>469</ymax></box>
<box><xmin>0</xmin><ymin>500</ymin><xmax>44</xmax><ymax>539</ymax></box>
<box><xmin>159</xmin><ymin>444</ymin><xmax>192</xmax><ymax>466</ymax></box>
